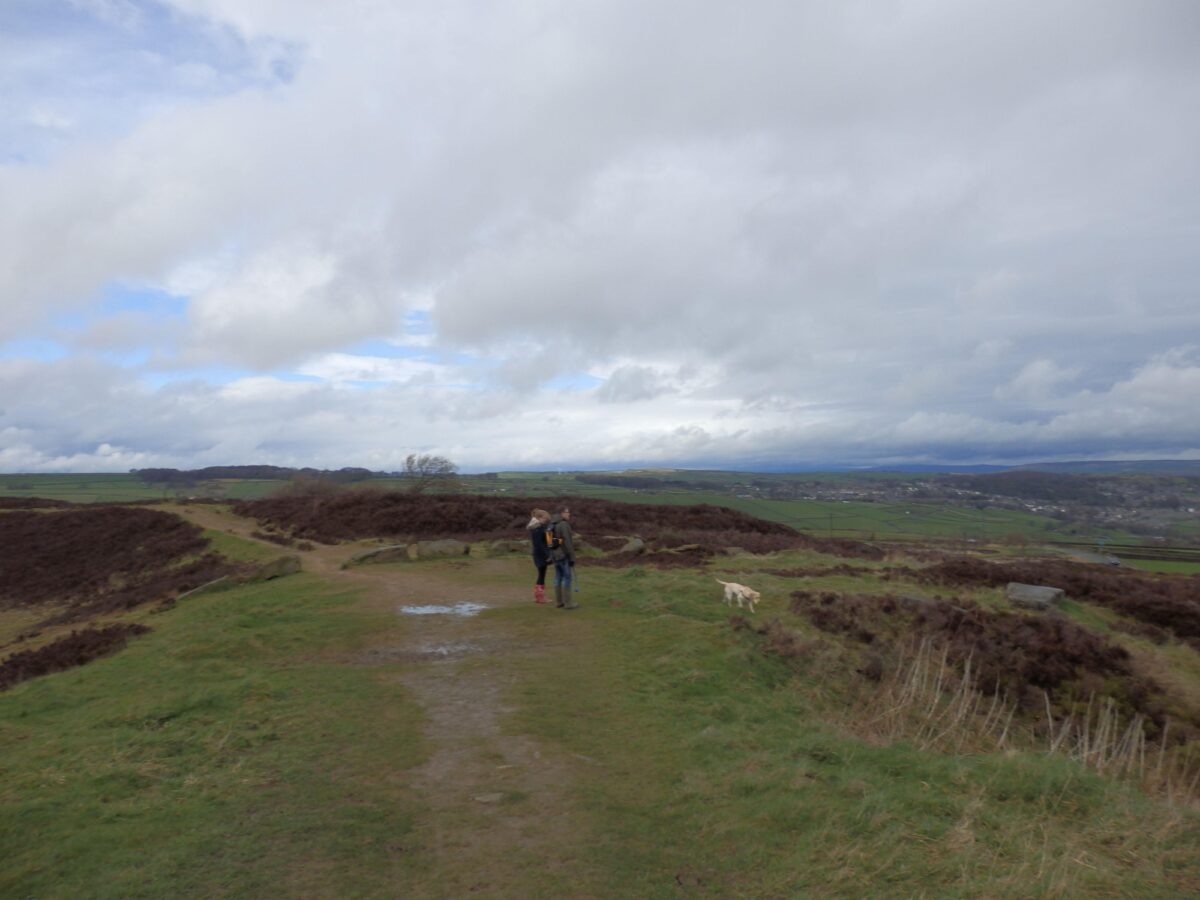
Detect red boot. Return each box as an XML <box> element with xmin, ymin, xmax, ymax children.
<box><xmin>534</xmin><ymin>584</ymin><xmax>547</xmax><ymax>604</ymax></box>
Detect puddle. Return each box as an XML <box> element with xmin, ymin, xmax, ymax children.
<box><xmin>419</xmin><ymin>642</ymin><xmax>482</xmax><ymax>658</ymax></box>
<box><xmin>398</xmin><ymin>602</ymin><xmax>489</xmax><ymax>617</ymax></box>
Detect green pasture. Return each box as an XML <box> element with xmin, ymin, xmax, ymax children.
<box><xmin>0</xmin><ymin>473</ymin><xmax>282</xmax><ymax>503</ymax></box>
<box><xmin>1123</xmin><ymin>559</ymin><xmax>1200</xmax><ymax>575</ymax></box>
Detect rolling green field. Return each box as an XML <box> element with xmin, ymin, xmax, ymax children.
<box><xmin>0</xmin><ymin>473</ymin><xmax>283</xmax><ymax>503</ymax></box>
<box><xmin>3</xmin><ymin>470</ymin><xmax>1189</xmax><ymax>567</ymax></box>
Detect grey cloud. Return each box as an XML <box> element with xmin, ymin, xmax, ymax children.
<box><xmin>596</xmin><ymin>365</ymin><xmax>671</xmax><ymax>404</ymax></box>
<box><xmin>2</xmin><ymin>1</ymin><xmax>1199</xmax><ymax>467</ymax></box>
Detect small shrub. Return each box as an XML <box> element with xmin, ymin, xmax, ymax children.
<box><xmin>0</xmin><ymin>624</ymin><xmax>151</xmax><ymax>691</ymax></box>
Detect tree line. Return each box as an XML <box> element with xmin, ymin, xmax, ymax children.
<box><xmin>132</xmin><ymin>455</ymin><xmax>460</xmax><ymax>494</ymax></box>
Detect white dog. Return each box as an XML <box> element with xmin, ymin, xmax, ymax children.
<box><xmin>716</xmin><ymin>579</ymin><xmax>761</xmax><ymax>613</ymax></box>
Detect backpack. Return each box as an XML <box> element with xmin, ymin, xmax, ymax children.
<box><xmin>543</xmin><ymin>525</ymin><xmax>562</xmax><ymax>555</ymax></box>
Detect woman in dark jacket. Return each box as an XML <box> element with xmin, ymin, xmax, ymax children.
<box><xmin>527</xmin><ymin>508</ymin><xmax>552</xmax><ymax>604</ymax></box>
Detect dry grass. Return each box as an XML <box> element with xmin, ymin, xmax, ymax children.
<box><xmin>845</xmin><ymin>637</ymin><xmax>1200</xmax><ymax>805</ymax></box>
<box><xmin>848</xmin><ymin>636</ymin><xmax>1017</xmax><ymax>754</ymax></box>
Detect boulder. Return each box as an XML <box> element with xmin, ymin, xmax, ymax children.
<box><xmin>488</xmin><ymin>539</ymin><xmax>530</xmax><ymax>555</ymax></box>
<box><xmin>407</xmin><ymin>539</ymin><xmax>469</xmax><ymax>560</ymax></box>
<box><xmin>1005</xmin><ymin>582</ymin><xmax>1065</xmax><ymax>611</ymax></box>
<box><xmin>249</xmin><ymin>555</ymin><xmax>302</xmax><ymax>581</ymax></box>
<box><xmin>619</xmin><ymin>536</ymin><xmax>646</xmax><ymax>555</ymax></box>
<box><xmin>468</xmin><ymin>539</ymin><xmax>528</xmax><ymax>558</ymax></box>
<box><xmin>347</xmin><ymin>544</ymin><xmax>409</xmax><ymax>567</ymax></box>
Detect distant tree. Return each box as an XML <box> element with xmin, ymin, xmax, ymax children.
<box><xmin>403</xmin><ymin>454</ymin><xmax>460</xmax><ymax>494</ymax></box>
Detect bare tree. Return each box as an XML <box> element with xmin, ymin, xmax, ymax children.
<box><xmin>403</xmin><ymin>453</ymin><xmax>461</xmax><ymax>494</ymax></box>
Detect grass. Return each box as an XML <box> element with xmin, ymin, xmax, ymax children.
<box><xmin>489</xmin><ymin>564</ymin><xmax>1200</xmax><ymax>897</ymax></box>
<box><xmin>1123</xmin><ymin>559</ymin><xmax>1200</xmax><ymax>575</ymax></box>
<box><xmin>4</xmin><ymin>513</ymin><xmax>1200</xmax><ymax>895</ymax></box>
<box><xmin>0</xmin><ymin>575</ymin><xmax>426</xmax><ymax>899</ymax></box>
<box><xmin>0</xmin><ymin>474</ymin><xmax>283</xmax><ymax>503</ymax></box>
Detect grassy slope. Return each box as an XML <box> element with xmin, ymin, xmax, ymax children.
<box><xmin>4</xmin><ymin>539</ymin><xmax>1200</xmax><ymax>896</ymax></box>
<box><xmin>499</xmin><ymin>563</ymin><xmax>1200</xmax><ymax>897</ymax></box>
<box><xmin>0</xmin><ymin>573</ymin><xmax>425</xmax><ymax>899</ymax></box>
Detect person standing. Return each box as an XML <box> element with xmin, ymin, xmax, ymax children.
<box><xmin>550</xmin><ymin>505</ymin><xmax>578</xmax><ymax>609</ymax></box>
<box><xmin>526</xmin><ymin>508</ymin><xmax>552</xmax><ymax>604</ymax></box>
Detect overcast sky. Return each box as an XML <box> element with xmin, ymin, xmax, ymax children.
<box><xmin>2</xmin><ymin>0</ymin><xmax>1198</xmax><ymax>472</ymax></box>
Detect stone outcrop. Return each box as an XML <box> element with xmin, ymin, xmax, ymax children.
<box><xmin>347</xmin><ymin>544</ymin><xmax>409</xmax><ymax>567</ymax></box>
<box><xmin>1005</xmin><ymin>582</ymin><xmax>1066</xmax><ymax>611</ymax></box>
<box><xmin>470</xmin><ymin>539</ymin><xmax>529</xmax><ymax>558</ymax></box>
<box><xmin>619</xmin><ymin>537</ymin><xmax>646</xmax><ymax>554</ymax></box>
<box><xmin>407</xmin><ymin>539</ymin><xmax>469</xmax><ymax>560</ymax></box>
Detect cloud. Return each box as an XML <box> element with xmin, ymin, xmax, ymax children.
<box><xmin>1</xmin><ymin>1</ymin><xmax>1198</xmax><ymax>469</ymax></box>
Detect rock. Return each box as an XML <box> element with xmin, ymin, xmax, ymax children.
<box><xmin>172</xmin><ymin>575</ymin><xmax>231</xmax><ymax>603</ymax></box>
<box><xmin>619</xmin><ymin>537</ymin><xmax>646</xmax><ymax>554</ymax></box>
<box><xmin>346</xmin><ymin>544</ymin><xmax>409</xmax><ymax>566</ymax></box>
<box><xmin>249</xmin><ymin>555</ymin><xmax>302</xmax><ymax>581</ymax></box>
<box><xmin>407</xmin><ymin>539</ymin><xmax>469</xmax><ymax>560</ymax></box>
<box><xmin>473</xmin><ymin>792</ymin><xmax>504</xmax><ymax>804</ymax></box>
<box><xmin>477</xmin><ymin>540</ymin><xmax>530</xmax><ymax>561</ymax></box>
<box><xmin>1005</xmin><ymin>582</ymin><xmax>1065</xmax><ymax>611</ymax></box>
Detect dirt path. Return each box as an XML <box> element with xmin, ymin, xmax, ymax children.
<box><xmin>172</xmin><ymin>504</ymin><xmax>592</xmax><ymax>896</ymax></box>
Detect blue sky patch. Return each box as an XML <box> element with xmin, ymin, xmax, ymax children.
<box><xmin>1</xmin><ymin>0</ymin><xmax>303</xmax><ymax>164</ymax></box>
<box><xmin>0</xmin><ymin>337</ymin><xmax>69</xmax><ymax>362</ymax></box>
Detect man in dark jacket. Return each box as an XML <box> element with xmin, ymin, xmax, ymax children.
<box><xmin>550</xmin><ymin>506</ymin><xmax>577</xmax><ymax>609</ymax></box>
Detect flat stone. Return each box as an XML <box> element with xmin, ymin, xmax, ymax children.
<box><xmin>248</xmin><ymin>555</ymin><xmax>301</xmax><ymax>581</ymax></box>
<box><xmin>347</xmin><ymin>544</ymin><xmax>409</xmax><ymax>566</ymax></box>
<box><xmin>473</xmin><ymin>793</ymin><xmax>504</xmax><ymax>804</ymax></box>
<box><xmin>408</xmin><ymin>539</ymin><xmax>469</xmax><ymax>560</ymax></box>
<box><xmin>1005</xmin><ymin>582</ymin><xmax>1065</xmax><ymax>611</ymax></box>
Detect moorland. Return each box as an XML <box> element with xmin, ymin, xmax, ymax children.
<box><xmin>2</xmin><ymin>473</ymin><xmax>1200</xmax><ymax>896</ymax></box>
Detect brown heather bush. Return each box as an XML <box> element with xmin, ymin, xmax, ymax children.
<box><xmin>733</xmin><ymin>601</ymin><xmax>1200</xmax><ymax>798</ymax></box>
<box><xmin>792</xmin><ymin>535</ymin><xmax>887</xmax><ymax>560</ymax></box>
<box><xmin>787</xmin><ymin>590</ymin><xmax>1168</xmax><ymax>727</ymax></box>
<box><xmin>914</xmin><ymin>556</ymin><xmax>1200</xmax><ymax>646</ymax></box>
<box><xmin>0</xmin><ymin>506</ymin><xmax>239</xmax><ymax>624</ymax></box>
<box><xmin>761</xmin><ymin>563</ymin><xmax>881</xmax><ymax>579</ymax></box>
<box><xmin>0</xmin><ymin>624</ymin><xmax>151</xmax><ymax>691</ymax></box>
<box><xmin>232</xmin><ymin>492</ymin><xmax>798</xmax><ymax>549</ymax></box>
<box><xmin>0</xmin><ymin>497</ymin><xmax>73</xmax><ymax>509</ymax></box>
<box><xmin>251</xmin><ymin>530</ymin><xmax>296</xmax><ymax>548</ymax></box>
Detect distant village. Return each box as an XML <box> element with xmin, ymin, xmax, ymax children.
<box><xmin>729</xmin><ymin>472</ymin><xmax>1200</xmax><ymax>540</ymax></box>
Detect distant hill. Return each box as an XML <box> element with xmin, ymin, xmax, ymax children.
<box><xmin>1014</xmin><ymin>460</ymin><xmax>1200</xmax><ymax>476</ymax></box>
<box><xmin>858</xmin><ymin>464</ymin><xmax>1010</xmax><ymax>474</ymax></box>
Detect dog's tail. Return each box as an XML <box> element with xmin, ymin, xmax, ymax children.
<box><xmin>715</xmin><ymin>579</ymin><xmax>730</xmax><ymax>586</ymax></box>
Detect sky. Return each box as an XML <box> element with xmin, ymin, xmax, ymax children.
<box><xmin>1</xmin><ymin>0</ymin><xmax>1199</xmax><ymax>473</ymax></box>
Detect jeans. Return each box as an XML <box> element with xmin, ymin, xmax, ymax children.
<box><xmin>554</xmin><ymin>558</ymin><xmax>573</xmax><ymax>590</ymax></box>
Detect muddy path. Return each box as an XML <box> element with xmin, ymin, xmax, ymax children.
<box><xmin>171</xmin><ymin>504</ymin><xmax>593</xmax><ymax>896</ymax></box>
